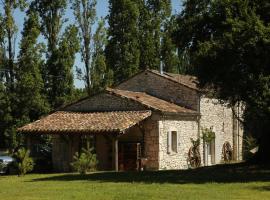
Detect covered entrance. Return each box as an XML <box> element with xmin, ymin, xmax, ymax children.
<box><xmin>18</xmin><ymin>110</ymin><xmax>151</xmax><ymax>172</ymax></box>
<box><xmin>118</xmin><ymin>142</ymin><xmax>141</xmax><ymax>171</ymax></box>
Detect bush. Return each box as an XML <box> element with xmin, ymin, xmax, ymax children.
<box><xmin>71</xmin><ymin>147</ymin><xmax>98</xmax><ymax>174</ymax></box>
<box><xmin>13</xmin><ymin>148</ymin><xmax>34</xmax><ymax>176</ymax></box>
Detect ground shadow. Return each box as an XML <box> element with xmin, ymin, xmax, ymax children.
<box><xmin>31</xmin><ymin>163</ymin><xmax>270</xmax><ymax>185</ymax></box>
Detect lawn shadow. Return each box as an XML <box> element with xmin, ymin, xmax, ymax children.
<box><xmin>31</xmin><ymin>162</ymin><xmax>270</xmax><ymax>185</ymax></box>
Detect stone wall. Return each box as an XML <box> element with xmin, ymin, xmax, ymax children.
<box><xmin>64</xmin><ymin>93</ymin><xmax>145</xmax><ymax>112</ymax></box>
<box><xmin>143</xmin><ymin>119</ymin><xmax>159</xmax><ymax>170</ymax></box>
<box><xmin>116</xmin><ymin>71</ymin><xmax>200</xmax><ymax>110</ymax></box>
<box><xmin>158</xmin><ymin>117</ymin><xmax>199</xmax><ymax>170</ymax></box>
<box><xmin>200</xmin><ymin>97</ymin><xmax>243</xmax><ymax>164</ymax></box>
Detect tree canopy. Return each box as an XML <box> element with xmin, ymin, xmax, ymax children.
<box><xmin>174</xmin><ymin>0</ymin><xmax>270</xmax><ymax>162</ymax></box>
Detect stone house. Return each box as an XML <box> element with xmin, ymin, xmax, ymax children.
<box><xmin>18</xmin><ymin>70</ymin><xmax>243</xmax><ymax>171</ymax></box>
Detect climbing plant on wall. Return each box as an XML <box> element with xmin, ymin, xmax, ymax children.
<box><xmin>201</xmin><ymin>127</ymin><xmax>215</xmax><ymax>144</ymax></box>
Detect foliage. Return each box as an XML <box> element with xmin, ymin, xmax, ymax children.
<box><xmin>13</xmin><ymin>148</ymin><xmax>34</xmax><ymax>176</ymax></box>
<box><xmin>106</xmin><ymin>0</ymin><xmax>140</xmax><ymax>84</ymax></box>
<box><xmin>0</xmin><ymin>83</ymin><xmax>12</xmax><ymax>149</ymax></box>
<box><xmin>138</xmin><ymin>0</ymin><xmax>174</xmax><ymax>71</ymax></box>
<box><xmin>0</xmin><ymin>0</ymin><xmax>27</xmax><ymax>150</ymax></box>
<box><xmin>161</xmin><ymin>16</ymin><xmax>179</xmax><ymax>73</ymax></box>
<box><xmin>90</xmin><ymin>18</ymin><xmax>113</xmax><ymax>94</ymax></box>
<box><xmin>71</xmin><ymin>147</ymin><xmax>98</xmax><ymax>174</ymax></box>
<box><xmin>15</xmin><ymin>9</ymin><xmax>50</xmax><ymax>123</ymax></box>
<box><xmin>174</xmin><ymin>0</ymin><xmax>270</xmax><ymax>162</ymax></box>
<box><xmin>71</xmin><ymin>0</ymin><xmax>97</xmax><ymax>95</ymax></box>
<box><xmin>201</xmin><ymin>127</ymin><xmax>215</xmax><ymax>144</ymax></box>
<box><xmin>35</xmin><ymin>0</ymin><xmax>79</xmax><ymax>109</ymax></box>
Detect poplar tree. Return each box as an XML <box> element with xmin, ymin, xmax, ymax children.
<box><xmin>71</xmin><ymin>0</ymin><xmax>97</xmax><ymax>95</ymax></box>
<box><xmin>161</xmin><ymin>17</ymin><xmax>179</xmax><ymax>73</ymax></box>
<box><xmin>139</xmin><ymin>0</ymin><xmax>172</xmax><ymax>70</ymax></box>
<box><xmin>0</xmin><ymin>0</ymin><xmax>26</xmax><ymax>149</ymax></box>
<box><xmin>15</xmin><ymin>9</ymin><xmax>49</xmax><ymax>125</ymax></box>
<box><xmin>91</xmin><ymin>19</ymin><xmax>113</xmax><ymax>93</ymax></box>
<box><xmin>34</xmin><ymin>0</ymin><xmax>79</xmax><ymax>108</ymax></box>
<box><xmin>2</xmin><ymin>0</ymin><xmax>27</xmax><ymax>91</ymax></box>
<box><xmin>106</xmin><ymin>0</ymin><xmax>140</xmax><ymax>84</ymax></box>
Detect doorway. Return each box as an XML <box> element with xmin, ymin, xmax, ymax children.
<box><xmin>118</xmin><ymin>142</ymin><xmax>141</xmax><ymax>171</ymax></box>
<box><xmin>205</xmin><ymin>139</ymin><xmax>215</xmax><ymax>166</ymax></box>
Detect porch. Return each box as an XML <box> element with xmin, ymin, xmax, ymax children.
<box><xmin>18</xmin><ymin>111</ymin><xmax>153</xmax><ymax>172</ymax></box>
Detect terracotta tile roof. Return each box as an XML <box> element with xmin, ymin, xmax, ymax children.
<box><xmin>18</xmin><ymin>111</ymin><xmax>151</xmax><ymax>134</ymax></box>
<box><xmin>148</xmin><ymin>70</ymin><xmax>199</xmax><ymax>90</ymax></box>
<box><xmin>107</xmin><ymin>88</ymin><xmax>198</xmax><ymax>114</ymax></box>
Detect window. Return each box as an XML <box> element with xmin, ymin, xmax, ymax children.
<box><xmin>167</xmin><ymin>131</ymin><xmax>178</xmax><ymax>153</ymax></box>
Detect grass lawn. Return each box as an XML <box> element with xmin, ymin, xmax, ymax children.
<box><xmin>0</xmin><ymin>163</ymin><xmax>270</xmax><ymax>200</ymax></box>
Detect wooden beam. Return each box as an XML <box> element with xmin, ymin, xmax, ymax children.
<box><xmin>114</xmin><ymin>138</ymin><xmax>119</xmax><ymax>171</ymax></box>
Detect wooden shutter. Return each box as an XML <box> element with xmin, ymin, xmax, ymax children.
<box><xmin>167</xmin><ymin>131</ymin><xmax>172</xmax><ymax>154</ymax></box>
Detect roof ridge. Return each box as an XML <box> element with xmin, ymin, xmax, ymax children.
<box><xmin>106</xmin><ymin>87</ymin><xmax>198</xmax><ymax>115</ymax></box>
<box><xmin>146</xmin><ymin>69</ymin><xmax>199</xmax><ymax>91</ymax></box>
<box><xmin>55</xmin><ymin>110</ymin><xmax>151</xmax><ymax>114</ymax></box>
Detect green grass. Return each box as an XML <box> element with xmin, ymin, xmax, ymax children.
<box><xmin>1</xmin><ymin>163</ymin><xmax>270</xmax><ymax>200</ymax></box>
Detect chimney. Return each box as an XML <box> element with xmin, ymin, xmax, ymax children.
<box><xmin>160</xmin><ymin>61</ymin><xmax>164</xmax><ymax>75</ymax></box>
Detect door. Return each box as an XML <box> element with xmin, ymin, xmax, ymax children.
<box><xmin>205</xmin><ymin>140</ymin><xmax>215</xmax><ymax>166</ymax></box>
<box><xmin>118</xmin><ymin>142</ymin><xmax>141</xmax><ymax>171</ymax></box>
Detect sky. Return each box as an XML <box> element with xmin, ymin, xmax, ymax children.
<box><xmin>11</xmin><ymin>0</ymin><xmax>183</xmax><ymax>88</ymax></box>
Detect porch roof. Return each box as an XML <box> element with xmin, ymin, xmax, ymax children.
<box><xmin>17</xmin><ymin>110</ymin><xmax>151</xmax><ymax>134</ymax></box>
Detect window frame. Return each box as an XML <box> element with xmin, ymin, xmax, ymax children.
<box><xmin>167</xmin><ymin>130</ymin><xmax>178</xmax><ymax>154</ymax></box>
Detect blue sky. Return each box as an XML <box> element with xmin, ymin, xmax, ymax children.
<box><xmin>11</xmin><ymin>0</ymin><xmax>183</xmax><ymax>88</ymax></box>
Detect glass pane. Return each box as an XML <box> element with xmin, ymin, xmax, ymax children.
<box><xmin>171</xmin><ymin>131</ymin><xmax>177</xmax><ymax>152</ymax></box>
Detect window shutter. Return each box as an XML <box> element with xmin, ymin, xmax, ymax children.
<box><xmin>176</xmin><ymin>131</ymin><xmax>179</xmax><ymax>153</ymax></box>
<box><xmin>167</xmin><ymin>131</ymin><xmax>171</xmax><ymax>154</ymax></box>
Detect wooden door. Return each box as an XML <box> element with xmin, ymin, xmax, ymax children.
<box><xmin>119</xmin><ymin>142</ymin><xmax>141</xmax><ymax>171</ymax></box>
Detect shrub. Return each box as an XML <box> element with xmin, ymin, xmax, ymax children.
<box><xmin>71</xmin><ymin>147</ymin><xmax>98</xmax><ymax>174</ymax></box>
<box><xmin>13</xmin><ymin>148</ymin><xmax>34</xmax><ymax>176</ymax></box>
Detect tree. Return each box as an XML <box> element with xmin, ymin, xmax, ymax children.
<box><xmin>174</xmin><ymin>0</ymin><xmax>270</xmax><ymax>162</ymax></box>
<box><xmin>90</xmin><ymin>19</ymin><xmax>113</xmax><ymax>93</ymax></box>
<box><xmin>0</xmin><ymin>0</ymin><xmax>27</xmax><ymax>149</ymax></box>
<box><xmin>137</xmin><ymin>0</ymin><xmax>156</xmax><ymax>70</ymax></box>
<box><xmin>71</xmin><ymin>147</ymin><xmax>98</xmax><ymax>174</ymax></box>
<box><xmin>106</xmin><ymin>0</ymin><xmax>140</xmax><ymax>84</ymax></box>
<box><xmin>161</xmin><ymin>16</ymin><xmax>179</xmax><ymax>73</ymax></box>
<box><xmin>35</xmin><ymin>0</ymin><xmax>79</xmax><ymax>108</ymax></box>
<box><xmin>0</xmin><ymin>83</ymin><xmax>12</xmax><ymax>149</ymax></box>
<box><xmin>139</xmin><ymin>0</ymin><xmax>172</xmax><ymax>70</ymax></box>
<box><xmin>13</xmin><ymin>148</ymin><xmax>34</xmax><ymax>176</ymax></box>
<box><xmin>15</xmin><ymin>9</ymin><xmax>49</xmax><ymax>124</ymax></box>
<box><xmin>2</xmin><ymin>0</ymin><xmax>27</xmax><ymax>91</ymax></box>
<box><xmin>71</xmin><ymin>0</ymin><xmax>97</xmax><ymax>95</ymax></box>
<box><xmin>56</xmin><ymin>25</ymin><xmax>80</xmax><ymax>105</ymax></box>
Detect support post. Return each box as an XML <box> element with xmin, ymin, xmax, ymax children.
<box><xmin>114</xmin><ymin>137</ymin><xmax>119</xmax><ymax>172</ymax></box>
